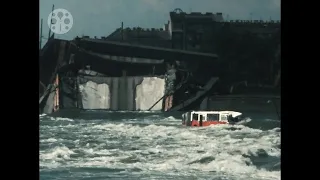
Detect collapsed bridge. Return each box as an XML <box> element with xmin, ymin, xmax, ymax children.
<box><xmin>39</xmin><ymin>37</ymin><xmax>221</xmax><ymax>114</ymax></box>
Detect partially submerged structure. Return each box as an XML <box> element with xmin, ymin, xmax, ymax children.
<box><xmin>39</xmin><ymin>37</ymin><xmax>220</xmax><ymax>114</ymax></box>
<box><xmin>39</xmin><ymin>9</ymin><xmax>280</xmax><ymax>115</ymax></box>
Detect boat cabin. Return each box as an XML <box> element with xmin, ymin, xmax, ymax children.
<box><xmin>182</xmin><ymin>111</ymin><xmax>242</xmax><ymax>127</ymax></box>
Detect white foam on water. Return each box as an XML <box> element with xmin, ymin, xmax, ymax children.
<box><xmin>40</xmin><ymin>138</ymin><xmax>58</xmax><ymax>143</ymax></box>
<box><xmin>236</xmin><ymin>117</ymin><xmax>252</xmax><ymax>125</ymax></box>
<box><xmin>39</xmin><ymin>114</ymin><xmax>47</xmax><ymax>117</ymax></box>
<box><xmin>40</xmin><ymin>115</ymin><xmax>280</xmax><ymax>180</ymax></box>
<box><xmin>40</xmin><ymin>146</ymin><xmax>75</xmax><ymax>159</ymax></box>
<box><xmin>49</xmin><ymin>117</ymin><xmax>74</xmax><ymax>122</ymax></box>
<box><xmin>163</xmin><ymin>116</ymin><xmax>179</xmax><ymax>121</ymax></box>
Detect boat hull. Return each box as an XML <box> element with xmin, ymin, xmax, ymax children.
<box><xmin>183</xmin><ymin>120</ymin><xmax>228</xmax><ymax>126</ymax></box>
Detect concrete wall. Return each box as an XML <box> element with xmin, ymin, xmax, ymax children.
<box><xmin>78</xmin><ymin>76</ymin><xmax>165</xmax><ymax>111</ymax></box>
<box><xmin>79</xmin><ymin>81</ymin><xmax>110</xmax><ymax>109</ymax></box>
<box><xmin>135</xmin><ymin>77</ymin><xmax>165</xmax><ymax>110</ymax></box>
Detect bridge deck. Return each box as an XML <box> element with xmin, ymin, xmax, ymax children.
<box><xmin>75</xmin><ymin>38</ymin><xmax>219</xmax><ymax>63</ymax></box>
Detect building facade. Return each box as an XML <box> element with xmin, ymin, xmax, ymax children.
<box><xmin>103</xmin><ymin>8</ymin><xmax>281</xmax><ymax>87</ymax></box>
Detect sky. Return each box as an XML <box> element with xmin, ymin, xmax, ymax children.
<box><xmin>39</xmin><ymin>0</ymin><xmax>280</xmax><ymax>43</ymax></box>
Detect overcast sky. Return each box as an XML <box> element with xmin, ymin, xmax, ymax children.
<box><xmin>39</xmin><ymin>0</ymin><xmax>280</xmax><ymax>42</ymax></box>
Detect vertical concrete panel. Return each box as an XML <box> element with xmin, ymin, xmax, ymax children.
<box><xmin>97</xmin><ymin>83</ymin><xmax>110</xmax><ymax>109</ymax></box>
<box><xmin>111</xmin><ymin>78</ymin><xmax>119</xmax><ymax>110</ymax></box>
<box><xmin>126</xmin><ymin>77</ymin><xmax>134</xmax><ymax>111</ymax></box>
<box><xmin>80</xmin><ymin>81</ymin><xmax>96</xmax><ymax>109</ymax></box>
<box><xmin>135</xmin><ymin>77</ymin><xmax>165</xmax><ymax>111</ymax></box>
<box><xmin>118</xmin><ymin>77</ymin><xmax>128</xmax><ymax>110</ymax></box>
<box><xmin>79</xmin><ymin>81</ymin><xmax>110</xmax><ymax>109</ymax></box>
<box><xmin>133</xmin><ymin>77</ymin><xmax>143</xmax><ymax>110</ymax></box>
<box><xmin>105</xmin><ymin>78</ymin><xmax>111</xmax><ymax>90</ymax></box>
<box><xmin>76</xmin><ymin>76</ymin><xmax>166</xmax><ymax>111</ymax></box>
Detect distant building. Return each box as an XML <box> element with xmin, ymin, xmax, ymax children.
<box><xmin>104</xmin><ymin>8</ymin><xmax>280</xmax><ymax>53</ymax></box>
<box><xmin>101</xmin><ymin>8</ymin><xmax>280</xmax><ymax>86</ymax></box>
<box><xmin>169</xmin><ymin>8</ymin><xmax>280</xmax><ymax>53</ymax></box>
<box><xmin>169</xmin><ymin>9</ymin><xmax>223</xmax><ymax>52</ymax></box>
<box><xmin>104</xmin><ymin>25</ymin><xmax>172</xmax><ymax>48</ymax></box>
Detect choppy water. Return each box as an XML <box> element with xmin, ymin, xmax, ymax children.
<box><xmin>40</xmin><ymin>111</ymin><xmax>280</xmax><ymax>180</ymax></box>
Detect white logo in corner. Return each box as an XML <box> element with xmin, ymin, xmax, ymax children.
<box><xmin>47</xmin><ymin>8</ymin><xmax>73</xmax><ymax>35</ymax></box>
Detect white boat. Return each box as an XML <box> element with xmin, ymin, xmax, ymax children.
<box><xmin>182</xmin><ymin>110</ymin><xmax>249</xmax><ymax>127</ymax></box>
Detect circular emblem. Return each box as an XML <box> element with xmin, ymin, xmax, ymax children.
<box><xmin>47</xmin><ymin>8</ymin><xmax>73</xmax><ymax>35</ymax></box>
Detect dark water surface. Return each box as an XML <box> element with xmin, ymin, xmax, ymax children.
<box><xmin>40</xmin><ymin>111</ymin><xmax>280</xmax><ymax>180</ymax></box>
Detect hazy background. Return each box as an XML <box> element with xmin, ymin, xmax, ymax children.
<box><xmin>39</xmin><ymin>0</ymin><xmax>280</xmax><ymax>43</ymax></box>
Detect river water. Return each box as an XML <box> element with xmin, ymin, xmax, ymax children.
<box><xmin>40</xmin><ymin>111</ymin><xmax>280</xmax><ymax>180</ymax></box>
